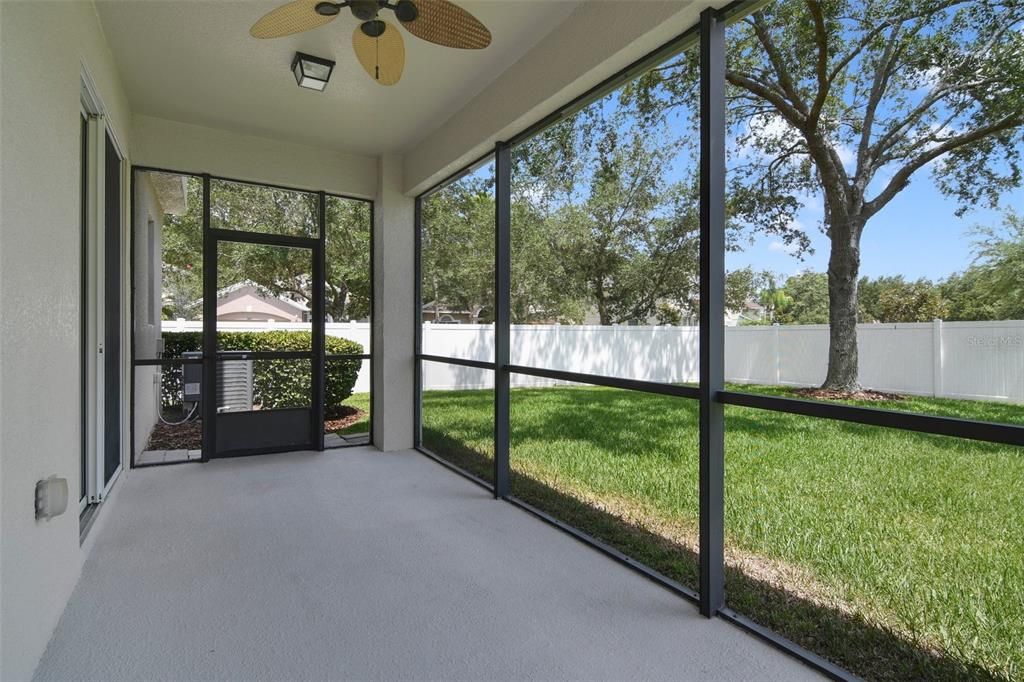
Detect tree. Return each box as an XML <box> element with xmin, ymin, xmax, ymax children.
<box><xmin>161</xmin><ymin>178</ymin><xmax>204</xmax><ymax>319</ymax></box>
<box><xmin>514</xmin><ymin>103</ymin><xmax>701</xmax><ymax>325</ymax></box>
<box><xmin>325</xmin><ymin>197</ymin><xmax>371</xmax><ymax>321</ymax></box>
<box><xmin>940</xmin><ymin>268</ymin><xmax>1001</xmax><ymax>320</ymax></box>
<box><xmin>725</xmin><ymin>267</ymin><xmax>771</xmax><ymax>317</ymax></box>
<box><xmin>968</xmin><ymin>209</ymin><xmax>1024</xmax><ymax>318</ymax></box>
<box><xmin>631</xmin><ymin>0</ymin><xmax>1024</xmax><ymax>390</ymax></box>
<box><xmin>858</xmin><ymin>275</ymin><xmax>948</xmax><ymax>322</ymax></box>
<box><xmin>756</xmin><ymin>274</ymin><xmax>792</xmax><ymax>324</ymax></box>
<box><xmin>420</xmin><ymin>172</ymin><xmax>496</xmax><ymax>323</ymax></box>
<box><xmin>161</xmin><ymin>179</ymin><xmax>371</xmax><ymax>321</ymax></box>
<box><xmin>777</xmin><ymin>271</ymin><xmax>831</xmax><ymax>324</ymax></box>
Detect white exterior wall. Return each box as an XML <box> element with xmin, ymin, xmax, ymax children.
<box><xmin>132</xmin><ymin>175</ymin><xmax>164</xmax><ymax>456</ymax></box>
<box><xmin>133</xmin><ymin>115</ymin><xmax>377</xmax><ymax>199</ymax></box>
<box><xmin>0</xmin><ymin>1</ymin><xmax>133</xmax><ymax>679</ymax></box>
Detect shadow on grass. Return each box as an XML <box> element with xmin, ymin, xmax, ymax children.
<box><xmin>422</xmin><ymin>427</ymin><xmax>1004</xmax><ymax>682</ymax></box>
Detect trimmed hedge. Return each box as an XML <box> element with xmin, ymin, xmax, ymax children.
<box><xmin>162</xmin><ymin>331</ymin><xmax>362</xmax><ymax>416</ymax></box>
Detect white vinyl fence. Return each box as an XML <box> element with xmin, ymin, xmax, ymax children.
<box><xmin>163</xmin><ymin>319</ymin><xmax>1024</xmax><ymax>403</ymax></box>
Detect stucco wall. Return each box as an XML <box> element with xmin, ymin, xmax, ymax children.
<box><xmin>132</xmin><ymin>174</ymin><xmax>163</xmax><ymax>457</ymax></box>
<box><xmin>133</xmin><ymin>115</ymin><xmax>377</xmax><ymax>199</ymax></box>
<box><xmin>372</xmin><ymin>155</ymin><xmax>415</xmax><ymax>451</ymax></box>
<box><xmin>0</xmin><ymin>1</ymin><xmax>133</xmax><ymax>679</ymax></box>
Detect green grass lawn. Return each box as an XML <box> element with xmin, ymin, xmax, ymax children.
<box><xmin>420</xmin><ymin>385</ymin><xmax>1024</xmax><ymax>681</ymax></box>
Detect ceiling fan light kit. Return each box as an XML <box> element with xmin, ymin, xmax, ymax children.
<box><xmin>252</xmin><ymin>0</ymin><xmax>491</xmax><ymax>86</ymax></box>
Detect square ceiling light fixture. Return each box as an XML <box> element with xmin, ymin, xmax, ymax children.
<box><xmin>292</xmin><ymin>52</ymin><xmax>335</xmax><ymax>91</ymax></box>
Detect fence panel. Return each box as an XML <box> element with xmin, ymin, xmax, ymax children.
<box><xmin>857</xmin><ymin>323</ymin><xmax>935</xmax><ymax>396</ymax></box>
<box><xmin>161</xmin><ymin>320</ymin><xmax>1024</xmax><ymax>403</ymax></box>
<box><xmin>941</xmin><ymin>321</ymin><xmax>1024</xmax><ymax>402</ymax></box>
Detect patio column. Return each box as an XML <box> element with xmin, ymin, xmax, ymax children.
<box><xmin>372</xmin><ymin>154</ymin><xmax>415</xmax><ymax>451</ymax></box>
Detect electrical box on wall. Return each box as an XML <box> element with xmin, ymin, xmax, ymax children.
<box><xmin>182</xmin><ymin>351</ymin><xmax>203</xmax><ymax>407</ymax></box>
<box><xmin>35</xmin><ymin>476</ymin><xmax>69</xmax><ymax>521</ymax></box>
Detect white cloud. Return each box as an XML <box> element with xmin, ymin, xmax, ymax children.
<box><xmin>836</xmin><ymin>143</ymin><xmax>856</xmax><ymax>172</ymax></box>
<box><xmin>768</xmin><ymin>239</ymin><xmax>799</xmax><ymax>255</ymax></box>
<box><xmin>918</xmin><ymin>66</ymin><xmax>943</xmax><ymax>91</ymax></box>
<box><xmin>747</xmin><ymin>113</ymin><xmax>802</xmax><ymax>147</ymax></box>
<box><xmin>765</xmin><ymin>229</ymin><xmax>802</xmax><ymax>256</ymax></box>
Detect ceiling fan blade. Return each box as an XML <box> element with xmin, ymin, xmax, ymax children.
<box><xmin>399</xmin><ymin>0</ymin><xmax>491</xmax><ymax>50</ymax></box>
<box><xmin>352</xmin><ymin>20</ymin><xmax>405</xmax><ymax>86</ymax></box>
<box><xmin>250</xmin><ymin>0</ymin><xmax>335</xmax><ymax>39</ymax></box>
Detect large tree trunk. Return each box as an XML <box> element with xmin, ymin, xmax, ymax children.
<box><xmin>326</xmin><ymin>281</ymin><xmax>348</xmax><ymax>322</ymax></box>
<box><xmin>822</xmin><ymin>218</ymin><xmax>863</xmax><ymax>391</ymax></box>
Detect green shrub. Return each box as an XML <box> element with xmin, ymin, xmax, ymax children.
<box><xmin>161</xmin><ymin>331</ymin><xmax>362</xmax><ymax>416</ymax></box>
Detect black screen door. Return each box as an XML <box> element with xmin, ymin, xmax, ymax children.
<box><xmin>201</xmin><ymin>178</ymin><xmax>325</xmax><ymax>459</ymax></box>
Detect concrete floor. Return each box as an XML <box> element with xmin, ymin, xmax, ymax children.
<box><xmin>35</xmin><ymin>447</ymin><xmax>820</xmax><ymax>681</ymax></box>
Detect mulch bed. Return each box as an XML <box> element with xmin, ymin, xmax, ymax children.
<box><xmin>324</xmin><ymin>405</ymin><xmax>367</xmax><ymax>433</ymax></box>
<box><xmin>144</xmin><ymin>406</ymin><xmax>366</xmax><ymax>451</ymax></box>
<box><xmin>147</xmin><ymin>418</ymin><xmax>202</xmax><ymax>450</ymax></box>
<box><xmin>792</xmin><ymin>387</ymin><xmax>905</xmax><ymax>402</ymax></box>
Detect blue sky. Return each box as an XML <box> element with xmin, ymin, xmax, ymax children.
<box><xmin>728</xmin><ymin>177</ymin><xmax>1024</xmax><ymax>282</ymax></box>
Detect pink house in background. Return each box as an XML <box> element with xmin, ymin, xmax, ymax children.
<box><xmin>215</xmin><ymin>283</ymin><xmax>310</xmax><ymax>322</ymax></box>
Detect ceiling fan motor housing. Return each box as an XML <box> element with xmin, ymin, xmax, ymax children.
<box><xmin>349</xmin><ymin>0</ymin><xmax>379</xmax><ymax>21</ymax></box>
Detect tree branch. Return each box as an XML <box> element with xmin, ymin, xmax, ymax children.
<box><xmin>725</xmin><ymin>71</ymin><xmax>806</xmax><ymax>127</ymax></box>
<box><xmin>750</xmin><ymin>11</ymin><xmax>810</xmax><ymax>116</ymax></box>
<box><xmin>857</xmin><ymin>24</ymin><xmax>903</xmax><ymax>178</ymax></box>
<box><xmin>806</xmin><ymin>0</ymin><xmax>831</xmax><ymax>127</ymax></box>
<box><xmin>865</xmin><ymin>113</ymin><xmax>1024</xmax><ymax>217</ymax></box>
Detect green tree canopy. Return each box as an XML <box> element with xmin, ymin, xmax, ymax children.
<box><xmin>776</xmin><ymin>271</ymin><xmax>831</xmax><ymax>324</ymax></box>
<box><xmin>858</xmin><ymin>275</ymin><xmax>949</xmax><ymax>322</ymax></box>
<box><xmin>966</xmin><ymin>210</ymin><xmax>1024</xmax><ymax>319</ymax></box>
<box><xmin>159</xmin><ymin>177</ymin><xmax>370</xmax><ymax>322</ymax></box>
<box><xmin>628</xmin><ymin>0</ymin><xmax>1024</xmax><ymax>390</ymax></box>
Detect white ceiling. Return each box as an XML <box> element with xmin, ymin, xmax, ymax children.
<box><xmin>95</xmin><ymin>0</ymin><xmax>582</xmax><ymax>156</ymax></box>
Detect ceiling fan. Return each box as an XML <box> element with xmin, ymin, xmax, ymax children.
<box><xmin>250</xmin><ymin>0</ymin><xmax>492</xmax><ymax>86</ymax></box>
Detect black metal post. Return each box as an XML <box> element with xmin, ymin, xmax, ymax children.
<box><xmin>313</xmin><ymin>191</ymin><xmax>327</xmax><ymax>450</ymax></box>
<box><xmin>201</xmin><ymin>174</ymin><xmax>216</xmax><ymax>461</ymax></box>
<box><xmin>413</xmin><ymin>197</ymin><xmax>423</xmax><ymax>448</ymax></box>
<box><xmin>368</xmin><ymin>199</ymin><xmax>376</xmax><ymax>447</ymax></box>
<box><xmin>494</xmin><ymin>142</ymin><xmax>512</xmax><ymax>498</ymax></box>
<box><xmin>699</xmin><ymin>7</ymin><xmax>726</xmax><ymax>618</ymax></box>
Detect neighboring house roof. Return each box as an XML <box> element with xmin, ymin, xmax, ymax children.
<box><xmin>421</xmin><ymin>301</ymin><xmax>469</xmax><ymax>315</ymax></box>
<box><xmin>188</xmin><ymin>282</ymin><xmax>310</xmax><ymax>322</ymax></box>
